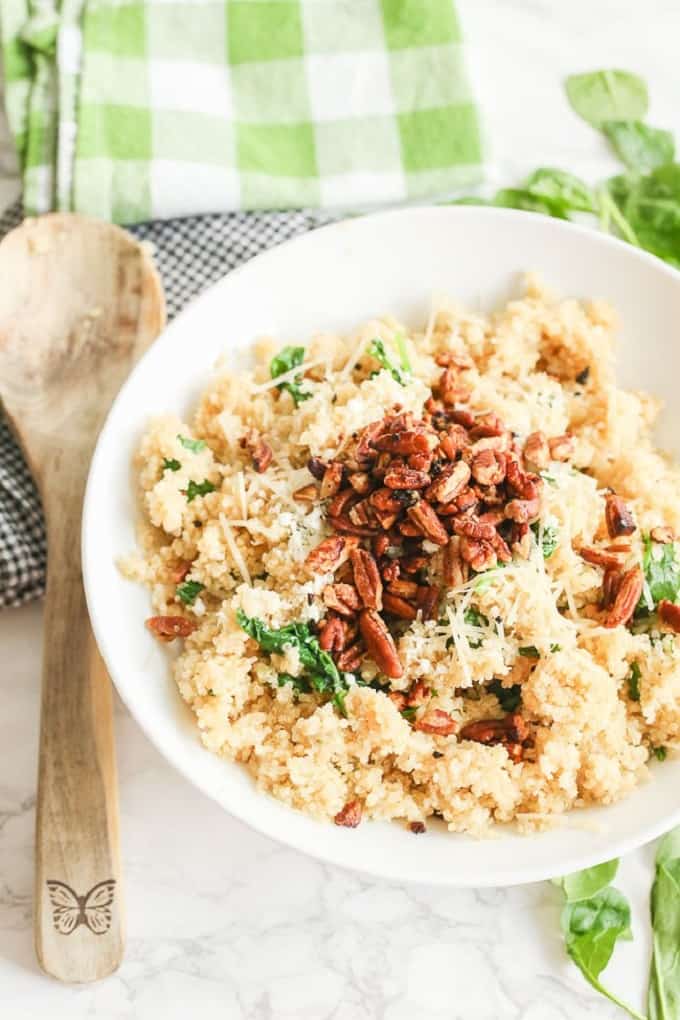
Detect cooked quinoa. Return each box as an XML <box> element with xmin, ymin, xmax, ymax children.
<box><xmin>121</xmin><ymin>275</ymin><xmax>680</xmax><ymax>837</ymax></box>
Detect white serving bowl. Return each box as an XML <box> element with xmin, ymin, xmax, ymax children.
<box><xmin>83</xmin><ymin>206</ymin><xmax>680</xmax><ymax>887</ymax></box>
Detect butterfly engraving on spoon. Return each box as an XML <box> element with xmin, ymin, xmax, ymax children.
<box><xmin>46</xmin><ymin>879</ymin><xmax>116</xmax><ymax>935</ymax></box>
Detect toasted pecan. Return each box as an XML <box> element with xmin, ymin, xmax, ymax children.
<box><xmin>306</xmin><ymin>534</ymin><xmax>359</xmax><ymax>574</ymax></box>
<box><xmin>373</xmin><ymin>429</ymin><xmax>439</xmax><ymax>455</ymax></box>
<box><xmin>523</xmin><ymin>431</ymin><xmax>550</xmax><ymax>470</ymax></box>
<box><xmin>329</xmin><ymin>515</ymin><xmax>378</xmax><ymax>537</ymax></box>
<box><xmin>242</xmin><ymin>430</ymin><xmax>273</xmax><ymax>473</ymax></box>
<box><xmin>459</xmin><ymin>712</ymin><xmax>529</xmax><ymax>746</ymax></box>
<box><xmin>579</xmin><ymin>546</ymin><xmax>626</xmax><ymax>570</ymax></box>
<box><xmin>470</xmin><ymin>448</ymin><xmax>506</xmax><ymax>486</ymax></box>
<box><xmin>443</xmin><ymin>536</ymin><xmax>467</xmax><ymax>587</ymax></box>
<box><xmin>319</xmin><ymin>615</ymin><xmax>345</xmax><ymax>651</ymax></box>
<box><xmin>293</xmin><ymin>483</ymin><xmax>318</xmax><ymax>503</ymax></box>
<box><xmin>359</xmin><ymin>609</ymin><xmax>403</xmax><ymax>678</ymax></box>
<box><xmin>548</xmin><ymin>434</ymin><xmax>574</xmax><ymax>462</ymax></box>
<box><xmin>603</xmin><ymin>566</ymin><xmax>643</xmax><ymax>628</ymax></box>
<box><xmin>459</xmin><ymin>537</ymin><xmax>497</xmax><ymax>572</ymax></box>
<box><xmin>605</xmin><ymin>493</ymin><xmax>636</xmax><ymax>538</ymax></box>
<box><xmin>452</xmin><ymin>515</ymin><xmax>496</xmax><ymax>542</ymax></box>
<box><xmin>426</xmin><ymin>460</ymin><xmax>471</xmax><ymax>504</ymax></box>
<box><xmin>416</xmin><ymin>585</ymin><xmax>440</xmax><ymax>620</ymax></box>
<box><xmin>347</xmin><ymin>471</ymin><xmax>372</xmax><ymax>495</ymax></box>
<box><xmin>505</xmin><ymin>496</ymin><xmax>541</xmax><ymax>524</ymax></box>
<box><xmin>350</xmin><ymin>548</ymin><xmax>383</xmax><ymax>611</ymax></box>
<box><xmin>414</xmin><ymin>709</ymin><xmax>458</xmax><ymax>736</ymax></box>
<box><xmin>334</xmin><ymin>799</ymin><xmax>362</xmax><ymax>828</ymax></box>
<box><xmin>323</xmin><ymin>583</ymin><xmax>362</xmax><ymax>617</ymax></box>
<box><xmin>146</xmin><ymin>616</ymin><xmax>197</xmax><ymax>640</ymax></box>
<box><xmin>658</xmin><ymin>600</ymin><xmax>680</xmax><ymax>632</ymax></box>
<box><xmin>320</xmin><ymin>461</ymin><xmax>344</xmax><ymax>499</ymax></box>
<box><xmin>383</xmin><ymin>592</ymin><xmax>418</xmax><ymax>620</ymax></box>
<box><xmin>601</xmin><ymin>567</ymin><xmax>623</xmax><ymax>609</ymax></box>
<box><xmin>407</xmin><ymin>500</ymin><xmax>449</xmax><ymax>545</ymax></box>
<box><xmin>384</xmin><ymin>465</ymin><xmax>431</xmax><ymax>490</ymax></box>
<box><xmin>387</xmin><ymin>578</ymin><xmax>420</xmax><ymax>600</ymax></box>
<box><xmin>307</xmin><ymin>456</ymin><xmax>327</xmax><ymax>480</ymax></box>
<box><xmin>469</xmin><ymin>412</ymin><xmax>505</xmax><ymax>439</ymax></box>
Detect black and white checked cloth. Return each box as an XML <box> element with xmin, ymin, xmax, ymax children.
<box><xmin>0</xmin><ymin>201</ymin><xmax>334</xmax><ymax>609</ymax></box>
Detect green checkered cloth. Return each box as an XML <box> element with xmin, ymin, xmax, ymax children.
<box><xmin>1</xmin><ymin>0</ymin><xmax>483</xmax><ymax>223</ymax></box>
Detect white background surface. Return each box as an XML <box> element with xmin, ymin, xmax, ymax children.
<box><xmin>2</xmin><ymin>2</ymin><xmax>680</xmax><ymax>1016</ymax></box>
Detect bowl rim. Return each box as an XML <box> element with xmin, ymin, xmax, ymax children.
<box><xmin>83</xmin><ymin>204</ymin><xmax>680</xmax><ymax>886</ymax></box>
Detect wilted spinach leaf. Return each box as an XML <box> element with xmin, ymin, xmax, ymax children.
<box><xmin>603</xmin><ymin>121</ymin><xmax>675</xmax><ymax>173</ymax></box>
<box><xmin>488</xmin><ymin>680</ymin><xmax>521</xmax><ymax>713</ymax></box>
<box><xmin>176</xmin><ymin>580</ymin><xmax>204</xmax><ymax>606</ymax></box>
<box><xmin>270</xmin><ymin>345</ymin><xmax>312</xmax><ymax>406</ymax></box>
<box><xmin>566</xmin><ymin>69</ymin><xmax>648</xmax><ymax>127</ymax></box>
<box><xmin>368</xmin><ymin>337</ymin><xmax>411</xmax><ymax>385</ymax></box>
<box><xmin>640</xmin><ymin>535</ymin><xmax>680</xmax><ymax>609</ymax></box>
<box><xmin>627</xmin><ymin>661</ymin><xmax>642</xmax><ymax>701</ymax></box>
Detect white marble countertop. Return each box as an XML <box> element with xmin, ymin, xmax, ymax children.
<box><xmin>2</xmin><ymin>2</ymin><xmax>680</xmax><ymax>1017</ymax></box>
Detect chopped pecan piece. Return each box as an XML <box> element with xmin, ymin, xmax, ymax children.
<box><xmin>523</xmin><ymin>431</ymin><xmax>550</xmax><ymax>470</ymax></box>
<box><xmin>414</xmin><ymin>709</ymin><xmax>458</xmax><ymax>736</ymax></box>
<box><xmin>146</xmin><ymin>615</ymin><xmax>197</xmax><ymax>640</ymax></box>
<box><xmin>470</xmin><ymin>448</ymin><xmax>506</xmax><ymax>486</ymax></box>
<box><xmin>372</xmin><ymin>533</ymin><xmax>390</xmax><ymax>558</ymax></box>
<box><xmin>407</xmin><ymin>500</ymin><xmax>449</xmax><ymax>545</ymax></box>
<box><xmin>439</xmin><ymin>425</ymin><xmax>470</xmax><ymax>459</ymax></box>
<box><xmin>505</xmin><ymin>457</ymin><xmax>540</xmax><ymax>500</ymax></box>
<box><xmin>334</xmin><ymin>799</ymin><xmax>362</xmax><ymax>828</ymax></box>
<box><xmin>383</xmin><ymin>592</ymin><xmax>418</xmax><ymax>620</ymax></box>
<box><xmin>579</xmin><ymin>546</ymin><xmax>626</xmax><ymax>570</ymax></box>
<box><xmin>453</xmin><ymin>515</ymin><xmax>496</xmax><ymax>542</ymax></box>
<box><xmin>470</xmin><ymin>411</ymin><xmax>505</xmax><ymax>439</ymax></box>
<box><xmin>373</xmin><ymin>428</ymin><xmax>439</xmax><ymax>456</ymax></box>
<box><xmin>401</xmin><ymin>554</ymin><xmax>428</xmax><ymax>575</ymax></box>
<box><xmin>459</xmin><ymin>537</ymin><xmax>497</xmax><ymax>572</ymax></box>
<box><xmin>384</xmin><ymin>466</ymin><xmax>431</xmax><ymax>490</ymax></box>
<box><xmin>319</xmin><ymin>615</ymin><xmax>345</xmax><ymax>651</ymax></box>
<box><xmin>380</xmin><ymin>559</ymin><xmax>401</xmax><ymax>583</ymax></box>
<box><xmin>171</xmin><ymin>560</ymin><xmax>192</xmax><ymax>584</ymax></box>
<box><xmin>305</xmin><ymin>534</ymin><xmax>359</xmax><ymax>574</ymax></box>
<box><xmin>329</xmin><ymin>516</ymin><xmax>378</xmax><ymax>537</ymax></box>
<box><xmin>510</xmin><ymin>521</ymin><xmax>531</xmax><ymax>559</ymax></box>
<box><xmin>450</xmin><ymin>408</ymin><xmax>475</xmax><ymax>429</ymax></box>
<box><xmin>651</xmin><ymin>526</ymin><xmax>675</xmax><ymax>544</ymax></box>
<box><xmin>470</xmin><ymin>434</ymin><xmax>510</xmax><ymax>455</ymax></box>
<box><xmin>369</xmin><ymin>487</ymin><xmax>403</xmax><ymax>514</ymax></box>
<box><xmin>454</xmin><ymin>488</ymin><xmax>479</xmax><ymax>513</ymax></box>
<box><xmin>548</xmin><ymin>434</ymin><xmax>574</xmax><ymax>462</ymax></box>
<box><xmin>320</xmin><ymin>461</ymin><xmax>344</xmax><ymax>498</ymax></box>
<box><xmin>359</xmin><ymin>609</ymin><xmax>403</xmax><ymax>678</ymax></box>
<box><xmin>459</xmin><ymin>712</ymin><xmax>529</xmax><ymax>746</ymax></box>
<box><xmin>426</xmin><ymin>460</ymin><xmax>471</xmax><ymax>504</ymax></box>
<box><xmin>350</xmin><ymin>548</ymin><xmax>383</xmax><ymax>611</ymax></box>
<box><xmin>603</xmin><ymin>566</ymin><xmax>643</xmax><ymax>628</ymax></box>
<box><xmin>399</xmin><ymin>519</ymin><xmax>424</xmax><ymax>537</ymax></box>
<box><xmin>602</xmin><ymin>567</ymin><xmax>623</xmax><ymax>609</ymax></box>
<box><xmin>327</xmin><ymin>489</ymin><xmax>359</xmax><ymax>517</ymax></box>
<box><xmin>323</xmin><ymin>583</ymin><xmax>361</xmax><ymax>617</ymax></box>
<box><xmin>293</xmin><ymin>483</ymin><xmax>318</xmax><ymax>503</ymax></box>
<box><xmin>408</xmin><ymin>451</ymin><xmax>434</xmax><ymax>472</ymax></box>
<box><xmin>416</xmin><ymin>585</ymin><xmax>440</xmax><ymax>620</ymax></box>
<box><xmin>409</xmin><ymin>821</ymin><xmax>427</xmax><ymax>834</ymax></box>
<box><xmin>658</xmin><ymin>600</ymin><xmax>680</xmax><ymax>632</ymax></box>
<box><xmin>388</xmin><ymin>578</ymin><xmax>420</xmax><ymax>600</ymax></box>
<box><xmin>242</xmin><ymin>430</ymin><xmax>273</xmax><ymax>473</ymax></box>
<box><xmin>489</xmin><ymin>529</ymin><xmax>512</xmax><ymax>564</ymax></box>
<box><xmin>348</xmin><ymin>499</ymin><xmax>372</xmax><ymax>526</ymax></box>
<box><xmin>605</xmin><ymin>493</ymin><xmax>636</xmax><ymax>538</ymax></box>
<box><xmin>505</xmin><ymin>496</ymin><xmax>541</xmax><ymax>524</ymax></box>
<box><xmin>406</xmin><ymin>680</ymin><xmax>431</xmax><ymax>706</ymax></box>
<box><xmin>435</xmin><ymin>350</ymin><xmax>473</xmax><ymax>369</ymax></box>
<box><xmin>388</xmin><ymin>691</ymin><xmax>407</xmax><ymax>711</ymax></box>
<box><xmin>438</xmin><ymin>367</ymin><xmax>471</xmax><ymax>405</ymax></box>
<box><xmin>443</xmin><ymin>536</ymin><xmax>467</xmax><ymax>587</ymax></box>
<box><xmin>307</xmin><ymin>456</ymin><xmax>328</xmax><ymax>480</ymax></box>
<box><xmin>336</xmin><ymin>641</ymin><xmax>364</xmax><ymax>672</ymax></box>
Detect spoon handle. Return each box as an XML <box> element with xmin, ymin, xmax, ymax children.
<box><xmin>34</xmin><ymin>525</ymin><xmax>123</xmax><ymax>982</ymax></box>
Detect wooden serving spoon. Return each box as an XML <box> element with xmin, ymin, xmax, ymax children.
<box><xmin>0</xmin><ymin>214</ymin><xmax>165</xmax><ymax>982</ymax></box>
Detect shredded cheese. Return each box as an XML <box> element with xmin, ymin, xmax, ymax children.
<box><xmin>252</xmin><ymin>357</ymin><xmax>328</xmax><ymax>393</ymax></box>
<box><xmin>219</xmin><ymin>515</ymin><xmax>251</xmax><ymax>585</ymax></box>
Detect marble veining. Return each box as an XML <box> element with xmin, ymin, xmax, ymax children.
<box><xmin>1</xmin><ymin>2</ymin><xmax>679</xmax><ymax>1015</ymax></box>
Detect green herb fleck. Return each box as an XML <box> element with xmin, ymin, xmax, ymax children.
<box><xmin>627</xmin><ymin>661</ymin><xmax>642</xmax><ymax>701</ymax></box>
<box><xmin>638</xmin><ymin>534</ymin><xmax>680</xmax><ymax>614</ymax></box>
<box><xmin>207</xmin><ymin>688</ymin><xmax>216</xmax><ymax>697</ymax></box>
<box><xmin>540</xmin><ymin>471</ymin><xmax>559</xmax><ymax>488</ymax></box>
<box><xmin>531</xmin><ymin>521</ymin><xmax>559</xmax><ymax>559</ymax></box>
<box><xmin>176</xmin><ymin>580</ymin><xmax>205</xmax><ymax>606</ymax></box>
<box><xmin>185</xmin><ymin>479</ymin><xmax>216</xmax><ymax>502</ymax></box>
<box><xmin>463</xmin><ymin>607</ymin><xmax>488</xmax><ymax>649</ymax></box>
<box><xmin>270</xmin><ymin>345</ymin><xmax>312</xmax><ymax>406</ymax></box>
<box><xmin>163</xmin><ymin>457</ymin><xmax>181</xmax><ymax>472</ymax></box>
<box><xmin>368</xmin><ymin>338</ymin><xmax>410</xmax><ymax>386</ymax></box>
<box><xmin>177</xmin><ymin>434</ymin><xmax>206</xmax><ymax>453</ymax></box>
<box><xmin>401</xmin><ymin>707</ymin><xmax>417</xmax><ymax>721</ymax></box>
<box><xmin>488</xmin><ymin>681</ymin><xmax>521</xmax><ymax>713</ymax></box>
<box><xmin>652</xmin><ymin>746</ymin><xmax>668</xmax><ymax>762</ymax></box>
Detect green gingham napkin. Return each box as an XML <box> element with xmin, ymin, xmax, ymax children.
<box><xmin>1</xmin><ymin>0</ymin><xmax>483</xmax><ymax>222</ymax></box>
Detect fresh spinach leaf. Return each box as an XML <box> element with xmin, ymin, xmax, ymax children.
<box><xmin>648</xmin><ymin>827</ymin><xmax>680</xmax><ymax>1020</ymax></box>
<box><xmin>270</xmin><ymin>345</ymin><xmax>312</xmax><ymax>406</ymax></box>
<box><xmin>492</xmin><ymin>188</ymin><xmax>569</xmax><ymax>218</ymax></box>
<box><xmin>560</xmin><ymin>860</ymin><xmax>620</xmax><ymax>902</ymax></box>
<box><xmin>524</xmin><ymin>168</ymin><xmax>597</xmax><ymax>212</ymax></box>
<box><xmin>163</xmin><ymin>457</ymin><xmax>181</xmax><ymax>472</ymax></box>
<box><xmin>566</xmin><ymin>69</ymin><xmax>648</xmax><ymax>127</ymax></box>
<box><xmin>488</xmin><ymin>680</ymin><xmax>521</xmax><ymax>713</ymax></box>
<box><xmin>401</xmin><ymin>706</ymin><xmax>417</xmax><ymax>721</ymax></box>
<box><xmin>603</xmin><ymin>121</ymin><xmax>675</xmax><ymax>173</ymax></box>
<box><xmin>237</xmin><ymin>609</ymin><xmax>354</xmax><ymax>715</ymax></box>
<box><xmin>185</xmin><ymin>479</ymin><xmax>216</xmax><ymax>502</ymax></box>
<box><xmin>562</xmin><ymin>887</ymin><xmax>645</xmax><ymax>1020</ymax></box>
<box><xmin>608</xmin><ymin>166</ymin><xmax>680</xmax><ymax>266</ymax></box>
<box><xmin>627</xmin><ymin>661</ymin><xmax>642</xmax><ymax>701</ymax></box>
<box><xmin>176</xmin><ymin>580</ymin><xmax>204</xmax><ymax>606</ymax></box>
<box><xmin>368</xmin><ymin>338</ymin><xmax>411</xmax><ymax>385</ymax></box>
<box><xmin>640</xmin><ymin>535</ymin><xmax>680</xmax><ymax>608</ymax></box>
<box><xmin>531</xmin><ymin>521</ymin><xmax>559</xmax><ymax>559</ymax></box>
<box><xmin>177</xmin><ymin>434</ymin><xmax>206</xmax><ymax>453</ymax></box>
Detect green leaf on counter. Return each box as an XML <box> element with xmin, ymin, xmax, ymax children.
<box><xmin>603</xmin><ymin>121</ymin><xmax>675</xmax><ymax>172</ymax></box>
<box><xmin>648</xmin><ymin>827</ymin><xmax>680</xmax><ymax>1020</ymax></box>
<box><xmin>566</xmin><ymin>69</ymin><xmax>648</xmax><ymax>127</ymax></box>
